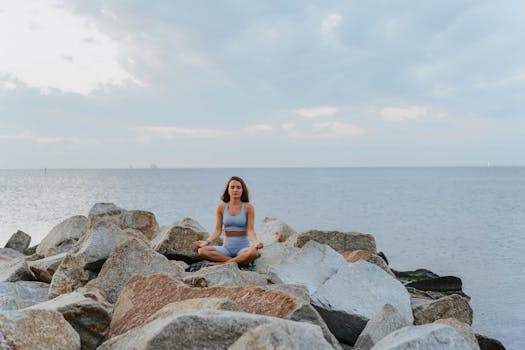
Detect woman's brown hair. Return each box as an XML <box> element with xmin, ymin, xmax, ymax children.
<box><xmin>221</xmin><ymin>176</ymin><xmax>250</xmax><ymax>203</ymax></box>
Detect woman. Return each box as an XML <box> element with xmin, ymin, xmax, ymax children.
<box><xmin>193</xmin><ymin>176</ymin><xmax>263</xmax><ymax>265</ymax></box>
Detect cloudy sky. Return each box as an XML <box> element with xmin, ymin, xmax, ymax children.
<box><xmin>1</xmin><ymin>0</ymin><xmax>524</xmax><ymax>168</ymax></box>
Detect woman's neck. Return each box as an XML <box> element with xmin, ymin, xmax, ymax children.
<box><xmin>229</xmin><ymin>199</ymin><xmax>242</xmax><ymax>205</ymax></box>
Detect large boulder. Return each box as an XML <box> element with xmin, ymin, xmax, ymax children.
<box><xmin>413</xmin><ymin>294</ymin><xmax>473</xmax><ymax>325</ymax></box>
<box><xmin>183</xmin><ymin>262</ymin><xmax>267</xmax><ymax>287</ymax></box>
<box><xmin>88</xmin><ymin>203</ymin><xmax>125</xmax><ymax>228</ymax></box>
<box><xmin>258</xmin><ymin>217</ymin><xmax>297</xmax><ymax>244</ymax></box>
<box><xmin>254</xmin><ymin>243</ymin><xmax>300</xmax><ymax>274</ymax></box>
<box><xmin>28</xmin><ymin>287</ymin><xmax>113</xmax><ymax>350</ymax></box>
<box><xmin>121</xmin><ymin>210</ymin><xmax>159</xmax><ymax>240</ymax></box>
<box><xmin>269</xmin><ymin>241</ymin><xmax>412</xmax><ymax>344</ymax></box>
<box><xmin>4</xmin><ymin>230</ymin><xmax>31</xmax><ymax>253</ymax></box>
<box><xmin>71</xmin><ymin>221</ymin><xmax>148</xmax><ymax>270</ymax></box>
<box><xmin>0</xmin><ymin>281</ymin><xmax>49</xmax><ymax>311</ymax></box>
<box><xmin>0</xmin><ymin>309</ymin><xmax>81</xmax><ymax>350</ymax></box>
<box><xmin>36</xmin><ymin>215</ymin><xmax>88</xmax><ymax>257</ymax></box>
<box><xmin>371</xmin><ymin>323</ymin><xmax>471</xmax><ymax>350</ymax></box>
<box><xmin>86</xmin><ymin>238</ymin><xmax>185</xmax><ymax>303</ymax></box>
<box><xmin>48</xmin><ymin>253</ymin><xmax>93</xmax><ymax>299</ymax></box>
<box><xmin>291</xmin><ymin>230</ymin><xmax>377</xmax><ymax>253</ymax></box>
<box><xmin>150</xmin><ymin>217</ymin><xmax>217</xmax><ymax>262</ymax></box>
<box><xmin>435</xmin><ymin>318</ymin><xmax>480</xmax><ymax>350</ymax></box>
<box><xmin>100</xmin><ymin>309</ymin><xmax>335</xmax><ymax>350</ymax></box>
<box><xmin>354</xmin><ymin>304</ymin><xmax>411</xmax><ymax>350</ymax></box>
<box><xmin>229</xmin><ymin>319</ymin><xmax>336</xmax><ymax>350</ymax></box>
<box><xmin>108</xmin><ymin>273</ymin><xmax>341</xmax><ymax>349</ymax></box>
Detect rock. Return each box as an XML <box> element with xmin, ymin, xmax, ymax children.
<box><xmin>86</xmin><ymin>238</ymin><xmax>185</xmax><ymax>303</ymax></box>
<box><xmin>48</xmin><ymin>253</ymin><xmax>93</xmax><ymax>299</ymax></box>
<box><xmin>183</xmin><ymin>262</ymin><xmax>268</xmax><ymax>287</ymax></box>
<box><xmin>435</xmin><ymin>318</ymin><xmax>480</xmax><ymax>350</ymax></box>
<box><xmin>27</xmin><ymin>288</ymin><xmax>113</xmax><ymax>350</ymax></box>
<box><xmin>264</xmin><ymin>284</ymin><xmax>310</xmax><ymax>303</ymax></box>
<box><xmin>121</xmin><ymin>210</ymin><xmax>159</xmax><ymax>240</ymax></box>
<box><xmin>0</xmin><ymin>259</ymin><xmax>35</xmax><ymax>282</ymax></box>
<box><xmin>0</xmin><ymin>281</ymin><xmax>49</xmax><ymax>311</ymax></box>
<box><xmin>36</xmin><ymin>215</ymin><xmax>88</xmax><ymax>257</ymax></box>
<box><xmin>343</xmin><ymin>250</ymin><xmax>394</xmax><ymax>277</ymax></box>
<box><xmin>0</xmin><ymin>247</ymin><xmax>27</xmax><ymax>260</ymax></box>
<box><xmin>4</xmin><ymin>230</ymin><xmax>31</xmax><ymax>253</ymax></box>
<box><xmin>258</xmin><ymin>217</ymin><xmax>297</xmax><ymax>244</ymax></box>
<box><xmin>150</xmin><ymin>217</ymin><xmax>218</xmax><ymax>263</ymax></box>
<box><xmin>254</xmin><ymin>243</ymin><xmax>300</xmax><ymax>274</ymax></box>
<box><xmin>229</xmin><ymin>320</ymin><xmax>336</xmax><ymax>350</ymax></box>
<box><xmin>154</xmin><ymin>297</ymin><xmax>243</xmax><ymax>313</ymax></box>
<box><xmin>475</xmin><ymin>333</ymin><xmax>506</xmax><ymax>350</ymax></box>
<box><xmin>293</xmin><ymin>230</ymin><xmax>377</xmax><ymax>253</ymax></box>
<box><xmin>413</xmin><ymin>294</ymin><xmax>473</xmax><ymax>325</ymax></box>
<box><xmin>354</xmin><ymin>304</ymin><xmax>411</xmax><ymax>350</ymax></box>
<box><xmin>406</xmin><ymin>276</ymin><xmax>463</xmax><ymax>293</ymax></box>
<box><xmin>371</xmin><ymin>323</ymin><xmax>471</xmax><ymax>350</ymax></box>
<box><xmin>88</xmin><ymin>202</ymin><xmax>125</xmax><ymax>227</ymax></box>
<box><xmin>0</xmin><ymin>309</ymin><xmax>81</xmax><ymax>350</ymax></box>
<box><xmin>71</xmin><ymin>221</ymin><xmax>148</xmax><ymax>270</ymax></box>
<box><xmin>24</xmin><ymin>244</ymin><xmax>38</xmax><ymax>255</ymax></box>
<box><xmin>391</xmin><ymin>268</ymin><xmax>440</xmax><ymax>283</ymax></box>
<box><xmin>28</xmin><ymin>252</ymin><xmax>68</xmax><ymax>283</ymax></box>
<box><xmin>101</xmin><ymin>309</ymin><xmax>334</xmax><ymax>350</ymax></box>
<box><xmin>268</xmin><ymin>241</ymin><xmax>347</xmax><ymax>294</ymax></box>
<box><xmin>312</xmin><ymin>260</ymin><xmax>413</xmax><ymax>344</ymax></box>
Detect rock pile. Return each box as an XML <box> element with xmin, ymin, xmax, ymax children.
<box><xmin>0</xmin><ymin>204</ymin><xmax>505</xmax><ymax>349</ymax></box>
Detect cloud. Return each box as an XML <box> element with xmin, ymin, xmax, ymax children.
<box><xmin>139</xmin><ymin>123</ymin><xmax>273</xmax><ymax>141</ymax></box>
<box><xmin>294</xmin><ymin>106</ymin><xmax>338</xmax><ymax>118</ymax></box>
<box><xmin>0</xmin><ymin>1</ymin><xmax>139</xmax><ymax>95</ymax></box>
<box><xmin>321</xmin><ymin>14</ymin><xmax>342</xmax><ymax>33</ymax></box>
<box><xmin>242</xmin><ymin>124</ymin><xmax>273</xmax><ymax>132</ymax></box>
<box><xmin>287</xmin><ymin>121</ymin><xmax>365</xmax><ymax>140</ymax></box>
<box><xmin>379</xmin><ymin>106</ymin><xmax>428</xmax><ymax>122</ymax></box>
<box><xmin>281</xmin><ymin>123</ymin><xmax>295</xmax><ymax>131</ymax></box>
<box><xmin>0</xmin><ymin>131</ymin><xmax>97</xmax><ymax>144</ymax></box>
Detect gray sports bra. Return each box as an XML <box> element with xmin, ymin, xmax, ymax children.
<box><xmin>223</xmin><ymin>203</ymin><xmax>248</xmax><ymax>231</ymax></box>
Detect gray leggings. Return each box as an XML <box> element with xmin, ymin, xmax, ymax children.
<box><xmin>213</xmin><ymin>235</ymin><xmax>251</xmax><ymax>257</ymax></box>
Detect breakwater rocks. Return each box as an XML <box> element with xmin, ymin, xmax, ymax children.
<box><xmin>1</xmin><ymin>203</ymin><xmax>506</xmax><ymax>350</ymax></box>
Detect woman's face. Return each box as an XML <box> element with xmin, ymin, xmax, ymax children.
<box><xmin>228</xmin><ymin>180</ymin><xmax>243</xmax><ymax>199</ymax></box>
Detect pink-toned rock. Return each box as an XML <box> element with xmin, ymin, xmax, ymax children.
<box><xmin>48</xmin><ymin>253</ymin><xmax>93</xmax><ymax>299</ymax></box>
<box><xmin>109</xmin><ymin>273</ymin><xmax>300</xmax><ymax>338</ymax></box>
<box><xmin>342</xmin><ymin>249</ymin><xmax>373</xmax><ymax>263</ymax></box>
<box><xmin>413</xmin><ymin>294</ymin><xmax>473</xmax><ymax>325</ymax></box>
<box><xmin>294</xmin><ymin>230</ymin><xmax>377</xmax><ymax>253</ymax></box>
<box><xmin>122</xmin><ymin>210</ymin><xmax>159</xmax><ymax>240</ymax></box>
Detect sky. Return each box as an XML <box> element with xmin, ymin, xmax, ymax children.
<box><xmin>1</xmin><ymin>0</ymin><xmax>524</xmax><ymax>168</ymax></box>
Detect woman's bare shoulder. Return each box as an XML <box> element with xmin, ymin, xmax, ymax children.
<box><xmin>245</xmin><ymin>203</ymin><xmax>254</xmax><ymax>212</ymax></box>
<box><xmin>216</xmin><ymin>203</ymin><xmax>225</xmax><ymax>212</ymax></box>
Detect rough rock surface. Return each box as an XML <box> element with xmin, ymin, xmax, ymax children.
<box><xmin>258</xmin><ymin>217</ymin><xmax>297</xmax><ymax>244</ymax></box>
<box><xmin>48</xmin><ymin>253</ymin><xmax>93</xmax><ymax>299</ymax></box>
<box><xmin>0</xmin><ymin>309</ymin><xmax>81</xmax><ymax>350</ymax></box>
<box><xmin>121</xmin><ymin>210</ymin><xmax>159</xmax><ymax>239</ymax></box>
<box><xmin>36</xmin><ymin>215</ymin><xmax>88</xmax><ymax>257</ymax></box>
<box><xmin>0</xmin><ymin>247</ymin><xmax>27</xmax><ymax>260</ymax></box>
<box><xmin>371</xmin><ymin>323</ymin><xmax>470</xmax><ymax>350</ymax></box>
<box><xmin>0</xmin><ymin>259</ymin><xmax>35</xmax><ymax>282</ymax></box>
<box><xmin>28</xmin><ymin>288</ymin><xmax>113</xmax><ymax>350</ymax></box>
<box><xmin>254</xmin><ymin>243</ymin><xmax>300</xmax><ymax>274</ymax></box>
<box><xmin>354</xmin><ymin>304</ymin><xmax>410</xmax><ymax>350</ymax></box>
<box><xmin>28</xmin><ymin>252</ymin><xmax>68</xmax><ymax>283</ymax></box>
<box><xmin>101</xmin><ymin>309</ymin><xmax>333</xmax><ymax>350</ymax></box>
<box><xmin>183</xmin><ymin>262</ymin><xmax>267</xmax><ymax>287</ymax></box>
<box><xmin>0</xmin><ymin>281</ymin><xmax>49</xmax><ymax>311</ymax></box>
<box><xmin>343</xmin><ymin>250</ymin><xmax>394</xmax><ymax>276</ymax></box>
<box><xmin>88</xmin><ymin>203</ymin><xmax>125</xmax><ymax>227</ymax></box>
<box><xmin>150</xmin><ymin>217</ymin><xmax>215</xmax><ymax>262</ymax></box>
<box><xmin>435</xmin><ymin>318</ymin><xmax>480</xmax><ymax>350</ymax></box>
<box><xmin>413</xmin><ymin>294</ymin><xmax>473</xmax><ymax>325</ymax></box>
<box><xmin>229</xmin><ymin>320</ymin><xmax>335</xmax><ymax>350</ymax></box>
<box><xmin>4</xmin><ymin>230</ymin><xmax>31</xmax><ymax>253</ymax></box>
<box><xmin>87</xmin><ymin>238</ymin><xmax>185</xmax><ymax>303</ymax></box>
<box><xmin>293</xmin><ymin>230</ymin><xmax>377</xmax><ymax>253</ymax></box>
<box><xmin>475</xmin><ymin>333</ymin><xmax>506</xmax><ymax>350</ymax></box>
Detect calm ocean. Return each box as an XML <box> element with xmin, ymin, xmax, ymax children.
<box><xmin>0</xmin><ymin>167</ymin><xmax>523</xmax><ymax>349</ymax></box>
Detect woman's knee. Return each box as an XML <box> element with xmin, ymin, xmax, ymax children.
<box><xmin>197</xmin><ymin>246</ymin><xmax>212</xmax><ymax>256</ymax></box>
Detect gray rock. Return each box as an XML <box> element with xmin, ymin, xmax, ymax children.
<box><xmin>259</xmin><ymin>217</ymin><xmax>297</xmax><ymax>244</ymax></box>
<box><xmin>87</xmin><ymin>238</ymin><xmax>185</xmax><ymax>303</ymax></box>
<box><xmin>0</xmin><ymin>309</ymin><xmax>81</xmax><ymax>350</ymax></box>
<box><xmin>48</xmin><ymin>253</ymin><xmax>93</xmax><ymax>299</ymax></box>
<box><xmin>0</xmin><ymin>247</ymin><xmax>27</xmax><ymax>260</ymax></box>
<box><xmin>88</xmin><ymin>202</ymin><xmax>126</xmax><ymax>228</ymax></box>
<box><xmin>294</xmin><ymin>230</ymin><xmax>377</xmax><ymax>253</ymax></box>
<box><xmin>435</xmin><ymin>318</ymin><xmax>480</xmax><ymax>350</ymax></box>
<box><xmin>268</xmin><ymin>241</ymin><xmax>347</xmax><ymax>294</ymax></box>
<box><xmin>183</xmin><ymin>262</ymin><xmax>268</xmax><ymax>287</ymax></box>
<box><xmin>413</xmin><ymin>294</ymin><xmax>473</xmax><ymax>325</ymax></box>
<box><xmin>475</xmin><ymin>333</ymin><xmax>506</xmax><ymax>350</ymax></box>
<box><xmin>354</xmin><ymin>304</ymin><xmax>411</xmax><ymax>350</ymax></box>
<box><xmin>4</xmin><ymin>230</ymin><xmax>31</xmax><ymax>253</ymax></box>
<box><xmin>100</xmin><ymin>309</ymin><xmax>332</xmax><ymax>350</ymax></box>
<box><xmin>0</xmin><ymin>259</ymin><xmax>35</xmax><ymax>282</ymax></box>
<box><xmin>0</xmin><ymin>281</ymin><xmax>49</xmax><ymax>311</ymax></box>
<box><xmin>71</xmin><ymin>221</ymin><xmax>148</xmax><ymax>270</ymax></box>
<box><xmin>371</xmin><ymin>323</ymin><xmax>471</xmax><ymax>350</ymax></box>
<box><xmin>254</xmin><ymin>243</ymin><xmax>300</xmax><ymax>274</ymax></box>
<box><xmin>36</xmin><ymin>215</ymin><xmax>88</xmax><ymax>257</ymax></box>
<box><xmin>264</xmin><ymin>284</ymin><xmax>310</xmax><ymax>303</ymax></box>
<box><xmin>313</xmin><ymin>261</ymin><xmax>413</xmax><ymax>344</ymax></box>
<box><xmin>151</xmin><ymin>217</ymin><xmax>215</xmax><ymax>262</ymax></box>
<box><xmin>229</xmin><ymin>320</ymin><xmax>336</xmax><ymax>350</ymax></box>
<box><xmin>27</xmin><ymin>288</ymin><xmax>113</xmax><ymax>350</ymax></box>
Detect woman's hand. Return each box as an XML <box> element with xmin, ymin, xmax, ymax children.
<box><xmin>254</xmin><ymin>242</ymin><xmax>264</xmax><ymax>249</ymax></box>
<box><xmin>192</xmin><ymin>240</ymin><xmax>209</xmax><ymax>249</ymax></box>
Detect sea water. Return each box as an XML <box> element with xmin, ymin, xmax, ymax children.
<box><xmin>0</xmin><ymin>167</ymin><xmax>523</xmax><ymax>349</ymax></box>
